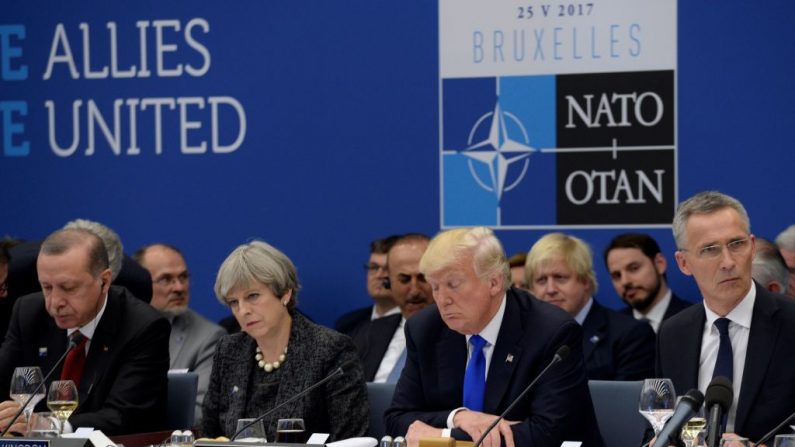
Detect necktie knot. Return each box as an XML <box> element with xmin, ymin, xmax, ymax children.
<box><xmin>714</xmin><ymin>318</ymin><xmax>731</xmax><ymax>336</ymax></box>
<box><xmin>470</xmin><ymin>334</ymin><xmax>487</xmax><ymax>351</ymax></box>
<box><xmin>70</xmin><ymin>331</ymin><xmax>87</xmax><ymax>347</ymax></box>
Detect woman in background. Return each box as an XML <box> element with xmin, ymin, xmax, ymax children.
<box><xmin>201</xmin><ymin>240</ymin><xmax>368</xmax><ymax>441</ymax></box>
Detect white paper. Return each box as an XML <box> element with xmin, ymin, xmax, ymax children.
<box><xmin>306</xmin><ymin>433</ymin><xmax>330</xmax><ymax>444</ymax></box>
<box><xmin>326</xmin><ymin>437</ymin><xmax>377</xmax><ymax>447</ymax></box>
<box><xmin>560</xmin><ymin>442</ymin><xmax>582</xmax><ymax>447</ymax></box>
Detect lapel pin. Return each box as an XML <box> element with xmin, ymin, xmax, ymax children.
<box><xmin>102</xmin><ymin>345</ymin><xmax>109</xmax><ymax>352</ymax></box>
<box><xmin>589</xmin><ymin>335</ymin><xmax>600</xmax><ymax>344</ymax></box>
<box><xmin>39</xmin><ymin>347</ymin><xmax>48</xmax><ymax>357</ymax></box>
<box><xmin>506</xmin><ymin>354</ymin><xmax>514</xmax><ymax>363</ymax></box>
<box><xmin>232</xmin><ymin>385</ymin><xmax>239</xmax><ymax>394</ymax></box>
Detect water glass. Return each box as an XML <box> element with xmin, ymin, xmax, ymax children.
<box><xmin>775</xmin><ymin>435</ymin><xmax>795</xmax><ymax>447</ymax></box>
<box><xmin>235</xmin><ymin>418</ymin><xmax>266</xmax><ymax>442</ymax></box>
<box><xmin>27</xmin><ymin>412</ymin><xmax>60</xmax><ymax>438</ymax></box>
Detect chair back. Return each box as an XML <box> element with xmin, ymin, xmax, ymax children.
<box><xmin>167</xmin><ymin>371</ymin><xmax>199</xmax><ymax>429</ymax></box>
<box><xmin>589</xmin><ymin>380</ymin><xmax>649</xmax><ymax>447</ymax></box>
<box><xmin>366</xmin><ymin>382</ymin><xmax>396</xmax><ymax>439</ymax></box>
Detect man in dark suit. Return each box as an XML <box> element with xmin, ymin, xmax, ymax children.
<box><xmin>354</xmin><ymin>234</ymin><xmax>433</xmax><ymax>382</ymax></box>
<box><xmin>525</xmin><ymin>233</ymin><xmax>655</xmax><ymax>381</ymax></box>
<box><xmin>604</xmin><ymin>233</ymin><xmax>692</xmax><ymax>333</ymax></box>
<box><xmin>658</xmin><ymin>191</ymin><xmax>795</xmax><ymax>440</ymax></box>
<box><xmin>0</xmin><ymin>228</ymin><xmax>170</xmax><ymax>435</ymax></box>
<box><xmin>335</xmin><ymin>235</ymin><xmax>401</xmax><ymax>338</ymax></box>
<box><xmin>385</xmin><ymin>227</ymin><xmax>602</xmax><ymax>447</ymax></box>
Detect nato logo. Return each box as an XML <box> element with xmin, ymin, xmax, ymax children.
<box><xmin>441</xmin><ymin>71</ymin><xmax>676</xmax><ymax>228</ymax></box>
<box><xmin>441</xmin><ymin>76</ymin><xmax>557</xmax><ymax>227</ymax></box>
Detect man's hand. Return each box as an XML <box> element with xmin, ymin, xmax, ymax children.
<box><xmin>405</xmin><ymin>420</ymin><xmax>444</xmax><ymax>447</ymax></box>
<box><xmin>453</xmin><ymin>410</ymin><xmax>518</xmax><ymax>447</ymax></box>
<box><xmin>0</xmin><ymin>400</ymin><xmax>26</xmax><ymax>436</ymax></box>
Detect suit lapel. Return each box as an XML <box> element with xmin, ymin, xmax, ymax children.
<box><xmin>436</xmin><ymin>327</ymin><xmax>466</xmax><ymax>405</ymax></box>
<box><xmin>671</xmin><ymin>306</ymin><xmax>705</xmax><ymax>393</ymax></box>
<box><xmin>362</xmin><ymin>315</ymin><xmax>402</xmax><ymax>380</ymax></box>
<box><xmin>80</xmin><ymin>290</ymin><xmax>120</xmax><ymax>402</ymax></box>
<box><xmin>735</xmin><ymin>285</ymin><xmax>780</xmax><ymax>432</ymax></box>
<box><xmin>169</xmin><ymin>314</ymin><xmax>186</xmax><ymax>368</ymax></box>
<box><xmin>581</xmin><ymin>302</ymin><xmax>606</xmax><ymax>361</ymax></box>
<box><xmin>484</xmin><ymin>295</ymin><xmax>525</xmax><ymax>414</ymax></box>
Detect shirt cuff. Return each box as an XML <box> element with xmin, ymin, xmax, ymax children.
<box><xmin>446</xmin><ymin>407</ymin><xmax>468</xmax><ymax>429</ymax></box>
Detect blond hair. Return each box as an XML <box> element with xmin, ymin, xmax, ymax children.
<box><xmin>419</xmin><ymin>227</ymin><xmax>510</xmax><ymax>291</ymax></box>
<box><xmin>525</xmin><ymin>233</ymin><xmax>598</xmax><ymax>295</ymax></box>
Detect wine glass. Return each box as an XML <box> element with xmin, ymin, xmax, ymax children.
<box><xmin>638</xmin><ymin>378</ymin><xmax>677</xmax><ymax>435</ymax></box>
<box><xmin>275</xmin><ymin>418</ymin><xmax>306</xmax><ymax>443</ymax></box>
<box><xmin>680</xmin><ymin>397</ymin><xmax>707</xmax><ymax>447</ymax></box>
<box><xmin>9</xmin><ymin>366</ymin><xmax>45</xmax><ymax>435</ymax></box>
<box><xmin>47</xmin><ymin>380</ymin><xmax>78</xmax><ymax>435</ymax></box>
<box><xmin>235</xmin><ymin>418</ymin><xmax>266</xmax><ymax>442</ymax></box>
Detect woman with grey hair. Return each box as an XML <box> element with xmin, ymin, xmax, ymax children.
<box><xmin>201</xmin><ymin>240</ymin><xmax>368</xmax><ymax>441</ymax></box>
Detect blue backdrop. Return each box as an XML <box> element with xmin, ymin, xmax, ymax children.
<box><xmin>2</xmin><ymin>1</ymin><xmax>793</xmax><ymax>327</ymax></box>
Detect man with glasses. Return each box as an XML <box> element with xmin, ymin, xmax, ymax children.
<box><xmin>134</xmin><ymin>243</ymin><xmax>225</xmax><ymax>424</ymax></box>
<box><xmin>335</xmin><ymin>236</ymin><xmax>401</xmax><ymax>338</ymax></box>
<box><xmin>656</xmin><ymin>191</ymin><xmax>795</xmax><ymax>441</ymax></box>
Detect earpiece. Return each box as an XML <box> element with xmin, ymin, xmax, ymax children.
<box><xmin>382</xmin><ymin>277</ymin><xmax>391</xmax><ymax>290</ymax></box>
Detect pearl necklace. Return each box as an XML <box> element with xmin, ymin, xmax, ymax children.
<box><xmin>255</xmin><ymin>346</ymin><xmax>288</xmax><ymax>372</ymax></box>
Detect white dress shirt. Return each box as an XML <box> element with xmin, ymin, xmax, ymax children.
<box><xmin>373</xmin><ymin>317</ymin><xmax>407</xmax><ymax>383</ymax></box>
<box><xmin>446</xmin><ymin>294</ymin><xmax>507</xmax><ymax>429</ymax></box>
<box><xmin>633</xmin><ymin>289</ymin><xmax>672</xmax><ymax>333</ymax></box>
<box><xmin>697</xmin><ymin>283</ymin><xmax>755</xmax><ymax>432</ymax></box>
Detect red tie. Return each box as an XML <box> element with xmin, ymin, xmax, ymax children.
<box><xmin>60</xmin><ymin>332</ymin><xmax>89</xmax><ymax>384</ymax></box>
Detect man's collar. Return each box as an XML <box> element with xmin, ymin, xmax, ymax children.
<box><xmin>67</xmin><ymin>292</ymin><xmax>109</xmax><ymax>340</ymax></box>
<box><xmin>466</xmin><ymin>293</ymin><xmax>506</xmax><ymax>346</ymax></box>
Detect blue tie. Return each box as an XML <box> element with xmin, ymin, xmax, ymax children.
<box><xmin>386</xmin><ymin>348</ymin><xmax>406</xmax><ymax>384</ymax></box>
<box><xmin>463</xmin><ymin>335</ymin><xmax>487</xmax><ymax>412</ymax></box>
<box><xmin>712</xmin><ymin>318</ymin><xmax>733</xmax><ymax>382</ymax></box>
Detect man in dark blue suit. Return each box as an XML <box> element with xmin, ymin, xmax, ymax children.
<box><xmin>604</xmin><ymin>233</ymin><xmax>692</xmax><ymax>333</ymax></box>
<box><xmin>526</xmin><ymin>233</ymin><xmax>656</xmax><ymax>381</ymax></box>
<box><xmin>658</xmin><ymin>191</ymin><xmax>795</xmax><ymax>441</ymax></box>
<box><xmin>385</xmin><ymin>227</ymin><xmax>602</xmax><ymax>447</ymax></box>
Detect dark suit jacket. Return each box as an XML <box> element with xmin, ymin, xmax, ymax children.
<box><xmin>0</xmin><ymin>286</ymin><xmax>170</xmax><ymax>435</ymax></box>
<box><xmin>619</xmin><ymin>292</ymin><xmax>692</xmax><ymax>321</ymax></box>
<box><xmin>656</xmin><ymin>283</ymin><xmax>795</xmax><ymax>440</ymax></box>
<box><xmin>201</xmin><ymin>313</ymin><xmax>368</xmax><ymax>441</ymax></box>
<box><xmin>384</xmin><ymin>288</ymin><xmax>603</xmax><ymax>446</ymax></box>
<box><xmin>583</xmin><ymin>300</ymin><xmax>656</xmax><ymax>380</ymax></box>
<box><xmin>335</xmin><ymin>305</ymin><xmax>372</xmax><ymax>337</ymax></box>
<box><xmin>353</xmin><ymin>313</ymin><xmax>402</xmax><ymax>381</ymax></box>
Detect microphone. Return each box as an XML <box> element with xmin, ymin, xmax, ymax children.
<box><xmin>755</xmin><ymin>410</ymin><xmax>795</xmax><ymax>446</ymax></box>
<box><xmin>472</xmin><ymin>345</ymin><xmax>570</xmax><ymax>447</ymax></box>
<box><xmin>652</xmin><ymin>389</ymin><xmax>705</xmax><ymax>447</ymax></box>
<box><xmin>1</xmin><ymin>335</ymin><xmax>81</xmax><ymax>437</ymax></box>
<box><xmin>705</xmin><ymin>377</ymin><xmax>733</xmax><ymax>447</ymax></box>
<box><xmin>230</xmin><ymin>367</ymin><xmax>344</xmax><ymax>440</ymax></box>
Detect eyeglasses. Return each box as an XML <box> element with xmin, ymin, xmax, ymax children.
<box><xmin>681</xmin><ymin>238</ymin><xmax>752</xmax><ymax>260</ymax></box>
<box><xmin>363</xmin><ymin>263</ymin><xmax>387</xmax><ymax>272</ymax></box>
<box><xmin>154</xmin><ymin>273</ymin><xmax>190</xmax><ymax>286</ymax></box>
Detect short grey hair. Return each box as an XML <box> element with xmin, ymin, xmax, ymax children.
<box><xmin>752</xmin><ymin>249</ymin><xmax>789</xmax><ymax>294</ymax></box>
<box><xmin>214</xmin><ymin>240</ymin><xmax>300</xmax><ymax>310</ymax></box>
<box><xmin>41</xmin><ymin>228</ymin><xmax>109</xmax><ymax>277</ymax></box>
<box><xmin>672</xmin><ymin>191</ymin><xmax>750</xmax><ymax>249</ymax></box>
<box><xmin>775</xmin><ymin>225</ymin><xmax>795</xmax><ymax>251</ymax></box>
<box><xmin>63</xmin><ymin>219</ymin><xmax>123</xmax><ymax>281</ymax></box>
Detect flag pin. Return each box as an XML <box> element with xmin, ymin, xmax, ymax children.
<box><xmin>506</xmin><ymin>354</ymin><xmax>514</xmax><ymax>363</ymax></box>
<box><xmin>39</xmin><ymin>347</ymin><xmax>48</xmax><ymax>357</ymax></box>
